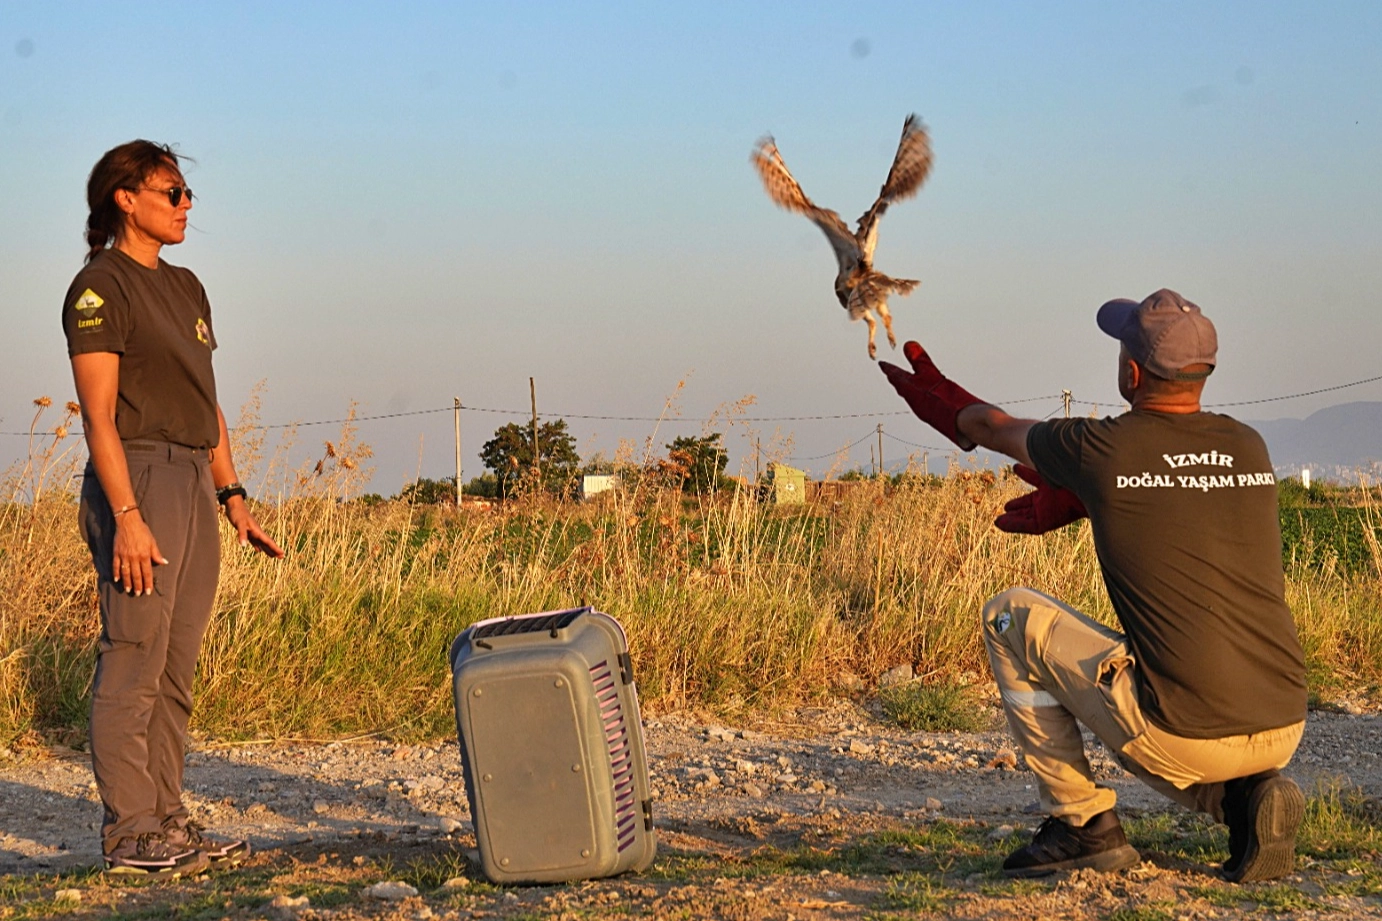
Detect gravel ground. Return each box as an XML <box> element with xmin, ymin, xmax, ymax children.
<box><xmin>2</xmin><ymin>701</ymin><xmax>1380</xmax><ymax>919</ymax></box>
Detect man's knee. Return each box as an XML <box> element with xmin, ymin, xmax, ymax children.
<box><xmin>983</xmin><ymin>586</ymin><xmax>1047</xmax><ymax>638</ymax></box>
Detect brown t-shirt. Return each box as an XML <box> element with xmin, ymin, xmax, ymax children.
<box><xmin>62</xmin><ymin>249</ymin><xmax>220</xmax><ymax>448</ymax></box>
<box><xmin>1027</xmin><ymin>411</ymin><xmax>1307</xmax><ymax>739</ymax></box>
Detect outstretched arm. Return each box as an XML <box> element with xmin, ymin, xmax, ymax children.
<box><xmin>879</xmin><ymin>341</ymin><xmax>1035</xmax><ymax>465</ymax></box>
<box><xmin>956</xmin><ymin>404</ymin><xmax>1034</xmax><ymax>468</ymax></box>
<box><xmin>882</xmin><ymin>342</ymin><xmax>1087</xmax><ymax>534</ymax></box>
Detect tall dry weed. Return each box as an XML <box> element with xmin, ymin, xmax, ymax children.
<box><xmin>3</xmin><ymin>403</ymin><xmax>1381</xmax><ymax>746</ymax></box>
<box><xmin>0</xmin><ymin>399</ymin><xmax>94</xmax><ymax>747</ymax></box>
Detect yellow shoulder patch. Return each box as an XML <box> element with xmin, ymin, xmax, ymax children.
<box><xmin>74</xmin><ymin>289</ymin><xmax>104</xmax><ymax>318</ymax></box>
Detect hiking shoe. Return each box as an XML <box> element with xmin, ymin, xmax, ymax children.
<box><xmin>103</xmin><ymin>832</ymin><xmax>210</xmax><ymax>878</ymax></box>
<box><xmin>164</xmin><ymin>820</ymin><xmax>251</xmax><ymax>868</ymax></box>
<box><xmin>1002</xmin><ymin>810</ymin><xmax>1141</xmax><ymax>878</ymax></box>
<box><xmin>1221</xmin><ymin>769</ymin><xmax>1273</xmax><ymax>876</ymax></box>
<box><xmin>1222</xmin><ymin>772</ymin><xmax>1304</xmax><ymax>883</ymax></box>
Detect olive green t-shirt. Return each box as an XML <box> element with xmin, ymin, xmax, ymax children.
<box><xmin>62</xmin><ymin>248</ymin><xmax>220</xmax><ymax>448</ymax></box>
<box><xmin>1027</xmin><ymin>411</ymin><xmax>1306</xmax><ymax>739</ymax></box>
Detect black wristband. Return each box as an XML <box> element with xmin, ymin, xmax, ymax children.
<box><xmin>216</xmin><ymin>482</ymin><xmax>248</xmax><ymax>506</ymax></box>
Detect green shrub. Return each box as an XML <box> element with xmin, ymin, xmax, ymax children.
<box><xmin>879</xmin><ymin>680</ymin><xmax>992</xmax><ymax>732</ymax></box>
<box><xmin>1279</xmin><ymin>506</ymin><xmax>1382</xmax><ymax>576</ymax></box>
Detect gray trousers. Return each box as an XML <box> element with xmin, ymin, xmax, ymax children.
<box><xmin>80</xmin><ymin>441</ymin><xmax>220</xmax><ymax>852</ymax></box>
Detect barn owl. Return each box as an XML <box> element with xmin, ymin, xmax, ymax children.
<box><xmin>752</xmin><ymin>114</ymin><xmax>933</xmax><ymax>359</ymax></box>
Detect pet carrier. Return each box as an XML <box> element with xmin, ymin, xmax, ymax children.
<box><xmin>448</xmin><ymin>606</ymin><xmax>655</xmax><ymax>884</ymax></box>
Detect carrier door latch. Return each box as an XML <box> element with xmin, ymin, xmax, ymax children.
<box><xmin>641</xmin><ymin>798</ymin><xmax>653</xmax><ymax>831</ymax></box>
<box><xmin>617</xmin><ymin>652</ymin><xmax>634</xmax><ymax>685</ymax></box>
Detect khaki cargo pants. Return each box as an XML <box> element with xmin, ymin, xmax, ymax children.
<box><xmin>80</xmin><ymin>442</ymin><xmax>221</xmax><ymax>853</ymax></box>
<box><xmin>982</xmin><ymin>587</ymin><xmax>1303</xmax><ymax>827</ymax></box>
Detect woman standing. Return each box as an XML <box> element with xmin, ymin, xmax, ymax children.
<box><xmin>63</xmin><ymin>140</ymin><xmax>283</xmax><ymax>877</ymax></box>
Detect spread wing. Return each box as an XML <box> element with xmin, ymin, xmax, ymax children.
<box><xmin>752</xmin><ymin>137</ymin><xmax>861</xmax><ymax>272</ymax></box>
<box><xmin>855</xmin><ymin>114</ymin><xmax>933</xmax><ymax>253</ymax></box>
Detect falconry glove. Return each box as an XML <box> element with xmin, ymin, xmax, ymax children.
<box><xmin>880</xmin><ymin>341</ymin><xmax>987</xmax><ymax>450</ymax></box>
<box><xmin>995</xmin><ymin>464</ymin><xmax>1088</xmax><ymax>534</ymax></box>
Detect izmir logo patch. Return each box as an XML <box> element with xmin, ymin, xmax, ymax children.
<box><xmin>195</xmin><ymin>318</ymin><xmax>210</xmax><ymax>345</ymax></box>
<box><xmin>74</xmin><ymin>289</ymin><xmax>104</xmax><ymax>331</ymax></box>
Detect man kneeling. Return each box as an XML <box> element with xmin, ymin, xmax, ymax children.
<box><xmin>881</xmin><ymin>290</ymin><xmax>1307</xmax><ymax>882</ymax></box>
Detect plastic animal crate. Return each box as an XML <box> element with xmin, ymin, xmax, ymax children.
<box><xmin>448</xmin><ymin>606</ymin><xmax>655</xmax><ymax>884</ymax></box>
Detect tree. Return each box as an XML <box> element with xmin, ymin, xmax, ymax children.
<box><xmin>462</xmin><ymin>473</ymin><xmax>500</xmax><ymax>499</ymax></box>
<box><xmin>666</xmin><ymin>433</ymin><xmax>729</xmax><ymax>494</ymax></box>
<box><xmin>479</xmin><ymin>420</ymin><xmax>581</xmax><ymax>497</ymax></box>
<box><xmin>396</xmin><ymin>477</ymin><xmax>456</xmax><ymax>505</ymax></box>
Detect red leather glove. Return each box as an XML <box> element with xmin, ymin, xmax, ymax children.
<box><xmin>879</xmin><ymin>341</ymin><xmax>987</xmax><ymax>450</ymax></box>
<box><xmin>995</xmin><ymin>464</ymin><xmax>1088</xmax><ymax>534</ymax></box>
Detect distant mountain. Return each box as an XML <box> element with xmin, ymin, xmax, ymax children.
<box><xmin>917</xmin><ymin>402</ymin><xmax>1382</xmax><ymax>483</ymax></box>
<box><xmin>1244</xmin><ymin>401</ymin><xmax>1382</xmax><ymax>480</ymax></box>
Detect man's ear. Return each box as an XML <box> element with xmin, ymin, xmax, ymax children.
<box><xmin>1125</xmin><ymin>358</ymin><xmax>1142</xmax><ymax>393</ymax></box>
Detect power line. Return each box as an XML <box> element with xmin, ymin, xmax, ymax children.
<box><xmin>784</xmin><ymin>431</ymin><xmax>882</xmax><ymax>462</ymax></box>
<box><xmin>1202</xmin><ymin>373</ymin><xmax>1382</xmax><ymax>408</ymax></box>
<box><xmin>1067</xmin><ymin>371</ymin><xmax>1382</xmax><ymax>412</ymax></box>
<box><xmin>1</xmin><ymin>394</ymin><xmax>1064</xmax><ymax>435</ymax></box>
<box><xmin>7</xmin><ymin>367</ymin><xmax>1382</xmax><ymax>437</ymax></box>
<box><xmin>880</xmin><ymin>431</ymin><xmax>949</xmax><ymax>452</ymax></box>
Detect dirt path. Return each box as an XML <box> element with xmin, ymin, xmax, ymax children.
<box><xmin>2</xmin><ymin>704</ymin><xmax>1380</xmax><ymax>919</ymax></box>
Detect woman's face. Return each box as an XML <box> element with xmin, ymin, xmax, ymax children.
<box><xmin>120</xmin><ymin>166</ymin><xmax>192</xmax><ymax>248</ymax></box>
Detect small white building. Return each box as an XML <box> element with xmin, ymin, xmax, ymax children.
<box><xmin>581</xmin><ymin>474</ymin><xmax>622</xmax><ymax>500</ymax></box>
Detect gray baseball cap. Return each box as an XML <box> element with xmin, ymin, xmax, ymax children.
<box><xmin>1096</xmin><ymin>288</ymin><xmax>1217</xmax><ymax>381</ymax></box>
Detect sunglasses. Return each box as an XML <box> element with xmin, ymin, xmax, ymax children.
<box><xmin>135</xmin><ymin>185</ymin><xmax>194</xmax><ymax>207</ymax></box>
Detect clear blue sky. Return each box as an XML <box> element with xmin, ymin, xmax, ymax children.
<box><xmin>4</xmin><ymin>1</ymin><xmax>1380</xmax><ymax>491</ymax></box>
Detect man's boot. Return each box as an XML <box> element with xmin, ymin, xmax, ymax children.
<box><xmin>1221</xmin><ymin>771</ymin><xmax>1304</xmax><ymax>882</ymax></box>
<box><xmin>1002</xmin><ymin>810</ymin><xmax>1141</xmax><ymax>878</ymax></box>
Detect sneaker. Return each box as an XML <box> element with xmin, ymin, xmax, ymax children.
<box><xmin>1002</xmin><ymin>810</ymin><xmax>1141</xmax><ymax>878</ymax></box>
<box><xmin>1221</xmin><ymin>771</ymin><xmax>1304</xmax><ymax>883</ymax></box>
<box><xmin>103</xmin><ymin>832</ymin><xmax>210</xmax><ymax>878</ymax></box>
<box><xmin>1221</xmin><ymin>770</ymin><xmax>1271</xmax><ymax>876</ymax></box>
<box><xmin>164</xmin><ymin>820</ymin><xmax>251</xmax><ymax>868</ymax></box>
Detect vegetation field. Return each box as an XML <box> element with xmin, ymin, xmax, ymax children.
<box><xmin>2</xmin><ymin>400</ymin><xmax>1381</xmax><ymax>750</ymax></box>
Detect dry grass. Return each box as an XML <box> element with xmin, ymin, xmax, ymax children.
<box><xmin>2</xmin><ymin>398</ymin><xmax>1380</xmax><ymax>748</ymax></box>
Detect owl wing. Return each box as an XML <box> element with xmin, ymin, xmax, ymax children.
<box><xmin>855</xmin><ymin>115</ymin><xmax>933</xmax><ymax>255</ymax></box>
<box><xmin>752</xmin><ymin>137</ymin><xmax>862</xmax><ymax>272</ymax></box>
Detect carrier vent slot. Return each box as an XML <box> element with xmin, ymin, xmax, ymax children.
<box><xmin>471</xmin><ymin>607</ymin><xmax>587</xmax><ymax>640</ymax></box>
<box><xmin>591</xmin><ymin>659</ymin><xmax>639</xmax><ymax>853</ymax></box>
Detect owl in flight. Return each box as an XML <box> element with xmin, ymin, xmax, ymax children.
<box><xmin>752</xmin><ymin>114</ymin><xmax>933</xmax><ymax>359</ymax></box>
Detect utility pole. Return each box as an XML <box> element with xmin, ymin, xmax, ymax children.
<box><xmin>1062</xmin><ymin>389</ymin><xmax>1072</xmax><ymax>419</ymax></box>
<box><xmin>876</xmin><ymin>424</ymin><xmax>884</xmax><ymax>480</ymax></box>
<box><xmin>454</xmin><ymin>397</ymin><xmax>462</xmax><ymax>507</ymax></box>
<box><xmin>529</xmin><ymin>377</ymin><xmax>540</xmax><ymax>485</ymax></box>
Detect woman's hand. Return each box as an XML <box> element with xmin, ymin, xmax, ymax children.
<box><xmin>223</xmin><ymin>497</ymin><xmax>285</xmax><ymax>558</ymax></box>
<box><xmin>112</xmin><ymin>509</ymin><xmax>168</xmax><ymax>595</ymax></box>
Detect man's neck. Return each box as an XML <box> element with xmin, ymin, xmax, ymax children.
<box><xmin>1132</xmin><ymin>396</ymin><xmax>1201</xmax><ymax>414</ymax></box>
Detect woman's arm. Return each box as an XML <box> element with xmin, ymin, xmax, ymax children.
<box><xmin>209</xmin><ymin>405</ymin><xmax>284</xmax><ymax>558</ymax></box>
<box><xmin>71</xmin><ymin>351</ymin><xmax>166</xmax><ymax>595</ymax></box>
